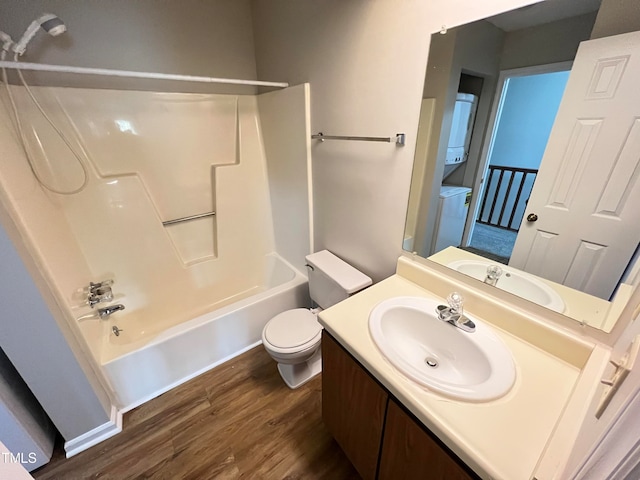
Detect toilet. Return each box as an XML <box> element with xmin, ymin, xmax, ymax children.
<box><xmin>262</xmin><ymin>250</ymin><xmax>372</xmax><ymax>389</ymax></box>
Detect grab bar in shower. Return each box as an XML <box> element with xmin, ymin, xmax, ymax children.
<box><xmin>162</xmin><ymin>211</ymin><xmax>216</xmax><ymax>226</ymax></box>
<box><xmin>311</xmin><ymin>132</ymin><xmax>406</xmax><ymax>146</ymax></box>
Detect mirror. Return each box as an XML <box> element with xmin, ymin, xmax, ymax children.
<box><xmin>404</xmin><ymin>0</ymin><xmax>640</xmax><ymax>332</ymax></box>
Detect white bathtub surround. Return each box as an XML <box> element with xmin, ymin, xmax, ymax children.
<box><xmin>105</xmin><ymin>254</ymin><xmax>308</xmax><ymax>409</ymax></box>
<box><xmin>0</xmin><ymin>84</ymin><xmax>312</xmax><ymax>421</ymax></box>
<box><xmin>257</xmin><ymin>85</ymin><xmax>314</xmax><ymax>273</ymax></box>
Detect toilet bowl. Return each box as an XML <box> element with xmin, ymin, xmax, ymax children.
<box><xmin>262</xmin><ymin>308</ymin><xmax>322</xmax><ymax>389</ymax></box>
<box><xmin>262</xmin><ymin>250</ymin><xmax>372</xmax><ymax>389</ymax></box>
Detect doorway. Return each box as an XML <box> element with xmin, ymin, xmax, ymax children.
<box><xmin>465</xmin><ymin>64</ymin><xmax>571</xmax><ymax>263</ymax></box>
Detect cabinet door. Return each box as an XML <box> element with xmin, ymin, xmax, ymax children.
<box><xmin>379</xmin><ymin>399</ymin><xmax>477</xmax><ymax>480</ymax></box>
<box><xmin>322</xmin><ymin>332</ymin><xmax>388</xmax><ymax>480</ymax></box>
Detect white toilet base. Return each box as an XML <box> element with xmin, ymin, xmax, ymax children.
<box><xmin>276</xmin><ymin>348</ymin><xmax>322</xmax><ymax>389</ymax></box>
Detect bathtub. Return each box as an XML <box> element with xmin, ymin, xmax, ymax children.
<box><xmin>100</xmin><ymin>253</ymin><xmax>309</xmax><ymax>410</ymax></box>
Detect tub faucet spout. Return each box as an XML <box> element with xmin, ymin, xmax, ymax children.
<box><xmin>97</xmin><ymin>304</ymin><xmax>125</xmax><ymax>319</ymax></box>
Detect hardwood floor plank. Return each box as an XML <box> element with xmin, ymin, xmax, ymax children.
<box><xmin>147</xmin><ymin>446</ymin><xmax>239</xmax><ymax>480</ymax></box>
<box><xmin>125</xmin><ymin>376</ymin><xmax>212</xmax><ymax>431</ymax></box>
<box><xmin>33</xmin><ymin>346</ymin><xmax>358</xmax><ymax>479</ymax></box>
<box><xmin>33</xmin><ymin>430</ymin><xmax>174</xmax><ymax>480</ymax></box>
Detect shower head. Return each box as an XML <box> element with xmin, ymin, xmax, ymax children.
<box><xmin>14</xmin><ymin>13</ymin><xmax>67</xmax><ymax>56</ymax></box>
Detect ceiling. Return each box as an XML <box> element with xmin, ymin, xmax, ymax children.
<box><xmin>485</xmin><ymin>0</ymin><xmax>602</xmax><ymax>32</ymax></box>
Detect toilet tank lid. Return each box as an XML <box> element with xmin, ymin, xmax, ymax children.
<box><xmin>305</xmin><ymin>250</ymin><xmax>372</xmax><ymax>294</ymax></box>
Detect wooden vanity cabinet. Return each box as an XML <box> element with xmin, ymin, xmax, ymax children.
<box><xmin>322</xmin><ymin>331</ymin><xmax>388</xmax><ymax>480</ymax></box>
<box><xmin>322</xmin><ymin>331</ymin><xmax>478</xmax><ymax>480</ymax></box>
<box><xmin>378</xmin><ymin>399</ymin><xmax>476</xmax><ymax>480</ymax></box>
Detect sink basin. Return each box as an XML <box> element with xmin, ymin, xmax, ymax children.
<box><xmin>448</xmin><ymin>260</ymin><xmax>565</xmax><ymax>313</ymax></box>
<box><xmin>369</xmin><ymin>296</ymin><xmax>515</xmax><ymax>401</ymax></box>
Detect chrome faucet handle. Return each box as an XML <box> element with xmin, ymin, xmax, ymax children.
<box><xmin>87</xmin><ymin>287</ymin><xmax>113</xmax><ymax>308</ymax></box>
<box><xmin>447</xmin><ymin>292</ymin><xmax>464</xmax><ymax>316</ymax></box>
<box><xmin>435</xmin><ymin>293</ymin><xmax>475</xmax><ymax>332</ymax></box>
<box><xmin>485</xmin><ymin>265</ymin><xmax>503</xmax><ymax>286</ymax></box>
<box><xmin>84</xmin><ymin>279</ymin><xmax>114</xmax><ymax>294</ymax></box>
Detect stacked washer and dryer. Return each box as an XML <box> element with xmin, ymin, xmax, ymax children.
<box><xmin>432</xmin><ymin>92</ymin><xmax>477</xmax><ymax>255</ymax></box>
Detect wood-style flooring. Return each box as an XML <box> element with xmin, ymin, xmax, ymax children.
<box><xmin>32</xmin><ymin>347</ymin><xmax>359</xmax><ymax>479</ymax></box>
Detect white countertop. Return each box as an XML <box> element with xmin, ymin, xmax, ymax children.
<box><xmin>318</xmin><ymin>271</ymin><xmax>594</xmax><ymax>480</ymax></box>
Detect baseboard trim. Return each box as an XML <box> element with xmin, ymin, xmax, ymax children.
<box><xmin>64</xmin><ymin>406</ymin><xmax>122</xmax><ymax>457</ymax></box>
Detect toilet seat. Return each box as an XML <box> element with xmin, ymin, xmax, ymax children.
<box><xmin>263</xmin><ymin>308</ymin><xmax>322</xmax><ymax>354</ymax></box>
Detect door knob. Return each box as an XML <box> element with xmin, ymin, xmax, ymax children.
<box><xmin>527</xmin><ymin>213</ymin><xmax>538</xmax><ymax>222</ymax></box>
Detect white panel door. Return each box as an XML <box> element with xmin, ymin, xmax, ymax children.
<box><xmin>510</xmin><ymin>31</ymin><xmax>640</xmax><ymax>300</ymax></box>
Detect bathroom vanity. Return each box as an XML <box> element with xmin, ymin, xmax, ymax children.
<box><xmin>323</xmin><ymin>331</ymin><xmax>477</xmax><ymax>479</ymax></box>
<box><xmin>318</xmin><ymin>255</ymin><xmax>609</xmax><ymax>480</ymax></box>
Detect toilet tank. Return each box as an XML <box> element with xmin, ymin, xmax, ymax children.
<box><xmin>305</xmin><ymin>250</ymin><xmax>372</xmax><ymax>309</ymax></box>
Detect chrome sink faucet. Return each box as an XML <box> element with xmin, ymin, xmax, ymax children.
<box><xmin>484</xmin><ymin>265</ymin><xmax>503</xmax><ymax>286</ymax></box>
<box><xmin>435</xmin><ymin>292</ymin><xmax>476</xmax><ymax>333</ymax></box>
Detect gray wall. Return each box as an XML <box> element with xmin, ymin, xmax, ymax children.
<box><xmin>0</xmin><ymin>221</ymin><xmax>110</xmax><ymax>440</ymax></box>
<box><xmin>591</xmin><ymin>0</ymin><xmax>640</xmax><ymax>39</ymax></box>
<box><xmin>0</xmin><ymin>347</ymin><xmax>55</xmax><ymax>470</ymax></box>
<box><xmin>500</xmin><ymin>12</ymin><xmax>597</xmax><ymax>71</ymax></box>
<box><xmin>251</xmin><ymin>0</ymin><xmax>536</xmax><ymax>281</ymax></box>
<box><xmin>0</xmin><ymin>0</ymin><xmax>258</xmax><ymax>94</ymax></box>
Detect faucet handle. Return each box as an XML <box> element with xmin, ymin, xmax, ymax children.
<box><xmin>87</xmin><ymin>288</ymin><xmax>113</xmax><ymax>308</ymax></box>
<box><xmin>447</xmin><ymin>292</ymin><xmax>464</xmax><ymax>315</ymax></box>
<box><xmin>84</xmin><ymin>279</ymin><xmax>114</xmax><ymax>294</ymax></box>
<box><xmin>486</xmin><ymin>265</ymin><xmax>503</xmax><ymax>280</ymax></box>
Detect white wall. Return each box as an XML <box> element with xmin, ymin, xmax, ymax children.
<box><xmin>251</xmin><ymin>0</ymin><xmax>539</xmax><ymax>282</ymax></box>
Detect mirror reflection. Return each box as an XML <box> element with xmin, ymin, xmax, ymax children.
<box><xmin>404</xmin><ymin>0</ymin><xmax>640</xmax><ymax>331</ymax></box>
